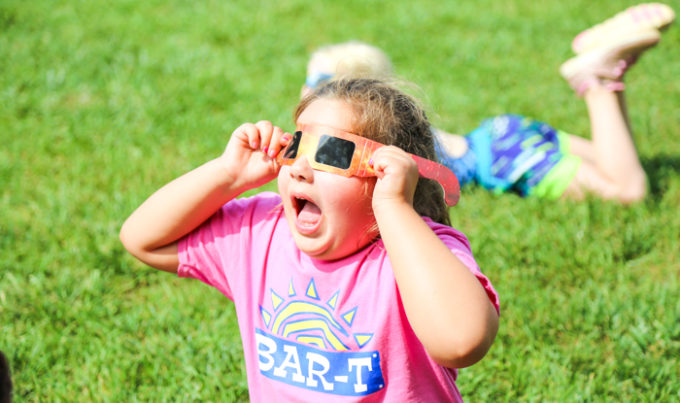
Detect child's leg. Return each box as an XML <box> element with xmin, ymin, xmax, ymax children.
<box><xmin>566</xmin><ymin>134</ymin><xmax>595</xmax><ymax>163</ymax></box>
<box><xmin>559</xmin><ymin>16</ymin><xmax>670</xmax><ymax>202</ymax></box>
<box><xmin>564</xmin><ymin>88</ymin><xmax>635</xmax><ymax>185</ymax></box>
<box><xmin>562</xmin><ymin>84</ymin><xmax>647</xmax><ymax>203</ymax></box>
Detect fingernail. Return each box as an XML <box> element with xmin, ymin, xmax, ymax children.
<box><xmin>368</xmin><ymin>158</ymin><xmax>374</xmax><ymax>166</ymax></box>
<box><xmin>263</xmin><ymin>146</ymin><xmax>269</xmax><ymax>154</ymax></box>
<box><xmin>281</xmin><ymin>133</ymin><xmax>292</xmax><ymax>142</ymax></box>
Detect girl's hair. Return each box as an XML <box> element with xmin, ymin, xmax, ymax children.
<box><xmin>308</xmin><ymin>41</ymin><xmax>393</xmax><ymax>78</ymax></box>
<box><xmin>294</xmin><ymin>77</ymin><xmax>451</xmax><ymax>226</ymax></box>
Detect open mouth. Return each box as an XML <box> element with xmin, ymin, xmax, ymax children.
<box><xmin>292</xmin><ymin>195</ymin><xmax>322</xmax><ymax>233</ymax></box>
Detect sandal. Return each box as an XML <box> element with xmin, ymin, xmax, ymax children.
<box><xmin>571</xmin><ymin>3</ymin><xmax>674</xmax><ymax>54</ymax></box>
<box><xmin>561</xmin><ymin>29</ymin><xmax>660</xmax><ymax>96</ymax></box>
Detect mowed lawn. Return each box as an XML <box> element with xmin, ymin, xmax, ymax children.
<box><xmin>1</xmin><ymin>0</ymin><xmax>679</xmax><ymax>401</ymax></box>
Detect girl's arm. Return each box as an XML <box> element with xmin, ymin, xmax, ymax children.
<box><xmin>370</xmin><ymin>146</ymin><xmax>499</xmax><ymax>369</ymax></box>
<box><xmin>120</xmin><ymin>121</ymin><xmax>290</xmax><ymax>272</ymax></box>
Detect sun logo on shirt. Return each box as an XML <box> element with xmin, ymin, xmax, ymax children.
<box><xmin>259</xmin><ymin>278</ymin><xmax>374</xmax><ymax>351</ymax></box>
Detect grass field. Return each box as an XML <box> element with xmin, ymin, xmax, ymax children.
<box><xmin>2</xmin><ymin>0</ymin><xmax>679</xmax><ymax>401</ymax></box>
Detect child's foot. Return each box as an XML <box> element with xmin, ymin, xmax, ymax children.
<box><xmin>571</xmin><ymin>3</ymin><xmax>675</xmax><ymax>54</ymax></box>
<box><xmin>560</xmin><ymin>29</ymin><xmax>660</xmax><ymax>96</ymax></box>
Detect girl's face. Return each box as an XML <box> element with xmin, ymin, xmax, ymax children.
<box><xmin>278</xmin><ymin>98</ymin><xmax>378</xmax><ymax>261</ymax></box>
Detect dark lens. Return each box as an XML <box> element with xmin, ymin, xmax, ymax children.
<box><xmin>315</xmin><ymin>135</ymin><xmax>355</xmax><ymax>169</ymax></box>
<box><xmin>283</xmin><ymin>131</ymin><xmax>303</xmax><ymax>159</ymax></box>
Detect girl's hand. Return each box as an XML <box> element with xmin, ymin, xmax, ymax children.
<box><xmin>220</xmin><ymin>121</ymin><xmax>292</xmax><ymax>191</ymax></box>
<box><xmin>370</xmin><ymin>145</ymin><xmax>420</xmax><ymax>212</ymax></box>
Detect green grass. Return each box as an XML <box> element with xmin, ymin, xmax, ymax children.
<box><xmin>2</xmin><ymin>0</ymin><xmax>679</xmax><ymax>401</ymax></box>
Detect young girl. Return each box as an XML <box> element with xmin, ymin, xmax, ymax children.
<box><xmin>120</xmin><ymin>77</ymin><xmax>500</xmax><ymax>401</ymax></box>
<box><xmin>302</xmin><ymin>3</ymin><xmax>675</xmax><ymax>203</ymax></box>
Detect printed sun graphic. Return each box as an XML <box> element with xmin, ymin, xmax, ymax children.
<box><xmin>255</xmin><ymin>278</ymin><xmax>384</xmax><ymax>396</ymax></box>
<box><xmin>259</xmin><ymin>278</ymin><xmax>374</xmax><ymax>351</ymax></box>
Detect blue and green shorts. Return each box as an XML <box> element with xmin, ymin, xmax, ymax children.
<box><xmin>464</xmin><ymin>114</ymin><xmax>581</xmax><ymax>199</ymax></box>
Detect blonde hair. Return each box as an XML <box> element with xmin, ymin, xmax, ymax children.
<box><xmin>295</xmin><ymin>77</ymin><xmax>451</xmax><ymax>226</ymax></box>
<box><xmin>308</xmin><ymin>41</ymin><xmax>393</xmax><ymax>78</ymax></box>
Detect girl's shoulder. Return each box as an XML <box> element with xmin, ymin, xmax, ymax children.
<box><xmin>241</xmin><ymin>191</ymin><xmax>281</xmax><ymax>203</ymax></box>
<box><xmin>422</xmin><ymin>217</ymin><xmax>473</xmax><ymax>251</ymax></box>
<box><xmin>225</xmin><ymin>191</ymin><xmax>282</xmax><ymax>212</ymax></box>
<box><xmin>206</xmin><ymin>191</ymin><xmax>284</xmax><ymax>233</ymax></box>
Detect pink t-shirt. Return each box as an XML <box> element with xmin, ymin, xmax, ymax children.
<box><xmin>178</xmin><ymin>192</ymin><xmax>499</xmax><ymax>402</ymax></box>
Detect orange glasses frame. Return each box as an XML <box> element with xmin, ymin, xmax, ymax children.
<box><xmin>277</xmin><ymin>124</ymin><xmax>460</xmax><ymax>206</ymax></box>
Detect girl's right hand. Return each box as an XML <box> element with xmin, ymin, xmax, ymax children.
<box><xmin>220</xmin><ymin>121</ymin><xmax>292</xmax><ymax>191</ymax></box>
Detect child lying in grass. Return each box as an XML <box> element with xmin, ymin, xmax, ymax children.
<box><xmin>302</xmin><ymin>3</ymin><xmax>675</xmax><ymax>203</ymax></box>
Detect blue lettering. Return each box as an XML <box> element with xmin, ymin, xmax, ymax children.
<box><xmin>255</xmin><ymin>328</ymin><xmax>384</xmax><ymax>396</ymax></box>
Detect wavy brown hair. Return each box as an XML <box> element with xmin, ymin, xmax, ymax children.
<box><xmin>294</xmin><ymin>77</ymin><xmax>451</xmax><ymax>226</ymax></box>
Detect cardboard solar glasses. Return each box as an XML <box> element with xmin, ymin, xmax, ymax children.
<box><xmin>277</xmin><ymin>124</ymin><xmax>460</xmax><ymax>206</ymax></box>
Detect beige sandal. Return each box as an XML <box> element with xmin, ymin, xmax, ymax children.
<box><xmin>571</xmin><ymin>3</ymin><xmax>674</xmax><ymax>54</ymax></box>
<box><xmin>561</xmin><ymin>29</ymin><xmax>660</xmax><ymax>96</ymax></box>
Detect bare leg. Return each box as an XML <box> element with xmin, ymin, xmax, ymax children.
<box><xmin>558</xmin><ymin>7</ymin><xmax>673</xmax><ymax>203</ymax></box>
<box><xmin>563</xmin><ymin>83</ymin><xmax>646</xmax><ymax>202</ymax></box>
<box><xmin>567</xmin><ymin>134</ymin><xmax>596</xmax><ymax>163</ymax></box>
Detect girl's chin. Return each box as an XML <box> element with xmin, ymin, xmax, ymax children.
<box><xmin>289</xmin><ymin>226</ymin><xmax>330</xmax><ymax>257</ymax></box>
<box><xmin>295</xmin><ymin>241</ymin><xmax>333</xmax><ymax>260</ymax></box>
<box><xmin>294</xmin><ymin>234</ymin><xmax>376</xmax><ymax>261</ymax></box>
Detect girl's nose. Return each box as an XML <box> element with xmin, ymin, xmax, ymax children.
<box><xmin>289</xmin><ymin>156</ymin><xmax>314</xmax><ymax>182</ymax></box>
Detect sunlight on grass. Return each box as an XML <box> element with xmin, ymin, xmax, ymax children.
<box><xmin>2</xmin><ymin>0</ymin><xmax>679</xmax><ymax>400</ymax></box>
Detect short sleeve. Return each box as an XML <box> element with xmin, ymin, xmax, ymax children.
<box><xmin>177</xmin><ymin>192</ymin><xmax>283</xmax><ymax>300</ymax></box>
<box><xmin>426</xmin><ymin>218</ymin><xmax>500</xmax><ymax>315</ymax></box>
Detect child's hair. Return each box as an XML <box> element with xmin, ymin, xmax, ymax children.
<box><xmin>294</xmin><ymin>77</ymin><xmax>451</xmax><ymax>226</ymax></box>
<box><xmin>308</xmin><ymin>41</ymin><xmax>393</xmax><ymax>78</ymax></box>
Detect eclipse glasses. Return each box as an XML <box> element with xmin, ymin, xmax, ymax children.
<box><xmin>277</xmin><ymin>124</ymin><xmax>460</xmax><ymax>206</ymax></box>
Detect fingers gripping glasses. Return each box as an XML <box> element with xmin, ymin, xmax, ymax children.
<box><xmin>277</xmin><ymin>124</ymin><xmax>461</xmax><ymax>206</ymax></box>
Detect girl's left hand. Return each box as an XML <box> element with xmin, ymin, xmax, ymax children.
<box><xmin>370</xmin><ymin>146</ymin><xmax>419</xmax><ymax>211</ymax></box>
